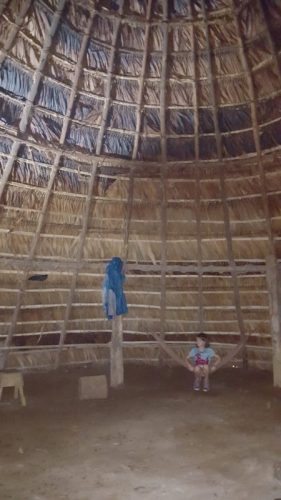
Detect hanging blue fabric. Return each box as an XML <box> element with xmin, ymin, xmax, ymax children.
<box><xmin>102</xmin><ymin>257</ymin><xmax>128</xmax><ymax>320</ymax></box>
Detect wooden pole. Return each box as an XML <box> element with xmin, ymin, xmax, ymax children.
<box><xmin>266</xmin><ymin>255</ymin><xmax>281</xmax><ymax>388</ymax></box>
<box><xmin>1</xmin><ymin>123</ymin><xmax>279</xmax><ymax>175</ymax></box>
<box><xmin>123</xmin><ymin>0</ymin><xmax>153</xmax><ymax>262</ymax></box>
<box><xmin>257</xmin><ymin>0</ymin><xmax>281</xmax><ymax>82</ymax></box>
<box><xmin>190</xmin><ymin>2</ymin><xmax>203</xmax><ymax>334</ymax></box>
<box><xmin>0</xmin><ymin>0</ymin><xmax>32</xmax><ymax>65</ymax></box>
<box><xmin>151</xmin><ymin>332</ymin><xmax>246</xmax><ymax>373</ymax></box>
<box><xmin>201</xmin><ymin>0</ymin><xmax>248</xmax><ymax>368</ymax></box>
<box><xmin>159</xmin><ymin>0</ymin><xmax>168</xmax><ymax>353</ymax></box>
<box><xmin>1</xmin><ymin>0</ymin><xmax>67</xmax><ymax>367</ymax></box>
<box><xmin>56</xmin><ymin>162</ymin><xmax>97</xmax><ymax>363</ymax></box>
<box><xmin>131</xmin><ymin>0</ymin><xmax>152</xmax><ymax>161</ymax></box>
<box><xmin>110</xmin><ymin>315</ymin><xmax>124</xmax><ymax>387</ymax></box>
<box><xmin>97</xmin><ymin>1</ymin><xmax>125</xmax><ymax>384</ymax></box>
<box><xmin>95</xmin><ymin>0</ymin><xmax>124</xmax><ymax>156</ymax></box>
<box><xmin>1</xmin><ymin>4</ymin><xmax>95</xmax><ymax>368</ymax></box>
<box><xmin>0</xmin><ymin>0</ymin><xmax>67</xmax><ymax>203</ymax></box>
<box><xmin>231</xmin><ymin>0</ymin><xmax>274</xmax><ymax>250</ymax></box>
<box><xmin>0</xmin><ymin>257</ymin><xmax>267</xmax><ymax>275</ymax></box>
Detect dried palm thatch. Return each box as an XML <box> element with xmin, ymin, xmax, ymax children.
<box><xmin>0</xmin><ymin>0</ymin><xmax>281</xmax><ymax>372</ymax></box>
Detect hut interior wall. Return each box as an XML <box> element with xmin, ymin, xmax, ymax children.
<box><xmin>0</xmin><ymin>0</ymin><xmax>281</xmax><ymax>369</ymax></box>
<box><xmin>1</xmin><ymin>161</ymin><xmax>280</xmax><ymax>369</ymax></box>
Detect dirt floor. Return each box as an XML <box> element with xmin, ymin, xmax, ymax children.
<box><xmin>0</xmin><ymin>365</ymin><xmax>281</xmax><ymax>500</ymax></box>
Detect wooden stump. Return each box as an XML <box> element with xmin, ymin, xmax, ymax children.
<box><xmin>79</xmin><ymin>375</ymin><xmax>108</xmax><ymax>400</ymax></box>
<box><xmin>266</xmin><ymin>255</ymin><xmax>281</xmax><ymax>388</ymax></box>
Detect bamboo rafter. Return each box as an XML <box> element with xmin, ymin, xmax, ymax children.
<box><xmin>0</xmin><ymin>0</ymin><xmax>33</xmax><ymax>65</ymax></box>
<box><xmin>191</xmin><ymin>1</ymin><xmax>203</xmax><ymax>334</ymax></box>
<box><xmin>256</xmin><ymin>0</ymin><xmax>281</xmax><ymax>83</ymax></box>
<box><xmin>2</xmin><ymin>0</ymin><xmax>67</xmax><ymax>366</ymax></box>
<box><xmin>56</xmin><ymin>162</ymin><xmax>98</xmax><ymax>361</ymax></box>
<box><xmin>55</xmin><ymin>1</ymin><xmax>125</xmax><ymax>362</ymax></box>
<box><xmin>201</xmin><ymin>0</ymin><xmax>247</xmax><ymax>364</ymax></box>
<box><xmin>1</xmin><ymin>124</ymin><xmax>281</xmax><ymax>173</ymax></box>
<box><xmin>123</xmin><ymin>0</ymin><xmax>153</xmax><ymax>262</ymax></box>
<box><xmin>159</xmin><ymin>0</ymin><xmax>168</xmax><ymax>342</ymax></box>
<box><xmin>2</xmin><ymin>2</ymin><xmax>96</xmax><ymax>365</ymax></box>
<box><xmin>94</xmin><ymin>0</ymin><xmax>125</xmax><ymax>156</ymax></box>
<box><xmin>0</xmin><ymin>0</ymin><xmax>67</xmax><ymax>203</ymax></box>
<box><xmin>232</xmin><ymin>0</ymin><xmax>275</xmax><ymax>252</ymax></box>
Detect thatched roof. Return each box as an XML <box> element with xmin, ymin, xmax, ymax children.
<box><xmin>0</xmin><ymin>0</ymin><xmax>280</xmax><ymax>370</ymax></box>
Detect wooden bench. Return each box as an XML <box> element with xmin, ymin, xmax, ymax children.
<box><xmin>0</xmin><ymin>372</ymin><xmax>26</xmax><ymax>406</ymax></box>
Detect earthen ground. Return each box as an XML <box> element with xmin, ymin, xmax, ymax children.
<box><xmin>0</xmin><ymin>366</ymin><xmax>281</xmax><ymax>500</ymax></box>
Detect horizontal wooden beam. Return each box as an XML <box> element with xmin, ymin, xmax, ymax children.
<box><xmin>1</xmin><ymin>126</ymin><xmax>281</xmax><ymax>175</ymax></box>
<box><xmin>0</xmin><ymin>228</ymin><xmax>276</xmax><ymax>242</ymax></box>
<box><xmin>0</xmin><ymin>303</ymin><xmax>269</xmax><ymax>311</ymax></box>
<box><xmin>0</xmin><ymin>340</ymin><xmax>272</xmax><ymax>352</ymax></box>
<box><xmin>1</xmin><ymin>206</ymin><xmax>278</xmax><ymax>225</ymax></box>
<box><xmin>0</xmin><ymin>287</ymin><xmax>269</xmax><ymax>295</ymax></box>
<box><xmin>2</xmin><ymin>342</ymin><xmax>272</xmax><ymax>371</ymax></box>
<box><xmin>0</xmin><ymin>331</ymin><xmax>271</xmax><ymax>339</ymax></box>
<box><xmin>0</xmin><ymin>257</ymin><xmax>267</xmax><ymax>275</ymax></box>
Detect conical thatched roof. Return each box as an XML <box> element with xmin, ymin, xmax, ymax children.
<box><xmin>0</xmin><ymin>0</ymin><xmax>280</xmax><ymax>370</ymax></box>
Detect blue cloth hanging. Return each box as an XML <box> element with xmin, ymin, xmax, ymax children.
<box><xmin>102</xmin><ymin>257</ymin><xmax>128</xmax><ymax>320</ymax></box>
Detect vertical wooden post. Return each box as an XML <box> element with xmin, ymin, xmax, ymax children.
<box><xmin>190</xmin><ymin>3</ymin><xmax>203</xmax><ymax>335</ymax></box>
<box><xmin>201</xmin><ymin>0</ymin><xmax>247</xmax><ymax>368</ymax></box>
<box><xmin>110</xmin><ymin>315</ymin><xmax>124</xmax><ymax>388</ymax></box>
<box><xmin>266</xmin><ymin>255</ymin><xmax>281</xmax><ymax>388</ymax></box>
<box><xmin>159</xmin><ymin>0</ymin><xmax>168</xmax><ymax>361</ymax></box>
<box><xmin>0</xmin><ymin>0</ymin><xmax>67</xmax><ymax>368</ymax></box>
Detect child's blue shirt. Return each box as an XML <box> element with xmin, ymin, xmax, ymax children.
<box><xmin>188</xmin><ymin>347</ymin><xmax>215</xmax><ymax>365</ymax></box>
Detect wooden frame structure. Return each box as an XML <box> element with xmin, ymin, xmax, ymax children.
<box><xmin>0</xmin><ymin>0</ymin><xmax>280</xmax><ymax>385</ymax></box>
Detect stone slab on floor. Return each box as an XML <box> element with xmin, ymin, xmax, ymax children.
<box><xmin>79</xmin><ymin>375</ymin><xmax>108</xmax><ymax>400</ymax></box>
